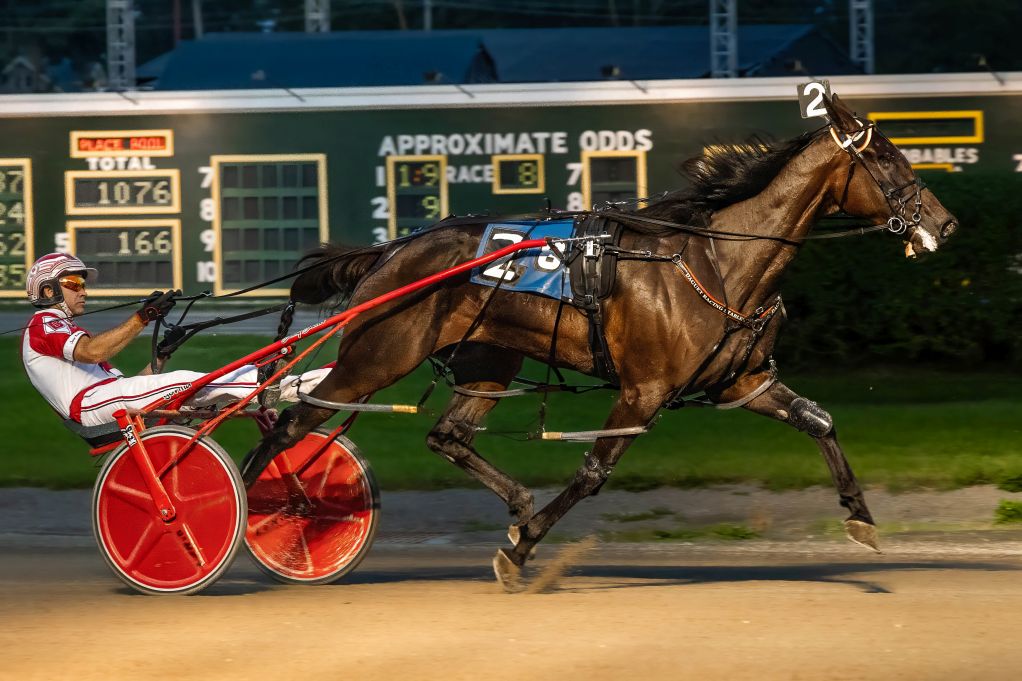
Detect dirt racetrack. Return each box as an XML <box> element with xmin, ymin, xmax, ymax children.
<box><xmin>3</xmin><ymin>538</ymin><xmax>1022</xmax><ymax>681</ymax></box>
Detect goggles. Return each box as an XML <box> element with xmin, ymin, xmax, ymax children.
<box><xmin>58</xmin><ymin>274</ymin><xmax>87</xmax><ymax>293</ymax></box>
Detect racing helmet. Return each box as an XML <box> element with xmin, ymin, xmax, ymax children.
<box><xmin>26</xmin><ymin>253</ymin><xmax>98</xmax><ymax>308</ymax></box>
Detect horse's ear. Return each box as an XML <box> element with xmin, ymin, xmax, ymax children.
<box><xmin>823</xmin><ymin>93</ymin><xmax>860</xmax><ymax>133</ymax></box>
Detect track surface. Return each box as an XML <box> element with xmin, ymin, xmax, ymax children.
<box><xmin>2</xmin><ymin>538</ymin><xmax>1022</xmax><ymax>681</ymax></box>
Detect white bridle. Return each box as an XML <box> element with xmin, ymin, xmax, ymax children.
<box><xmin>828</xmin><ymin>119</ymin><xmax>873</xmax><ymax>152</ymax></box>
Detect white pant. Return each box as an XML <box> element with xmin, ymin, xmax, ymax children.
<box><xmin>75</xmin><ymin>365</ymin><xmax>331</xmax><ymax>427</ymax></box>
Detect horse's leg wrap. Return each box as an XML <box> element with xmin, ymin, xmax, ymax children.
<box><xmin>425</xmin><ymin>415</ymin><xmax>480</xmax><ymax>461</ymax></box>
<box><xmin>426</xmin><ymin>415</ymin><xmax>534</xmax><ymax>522</ymax></box>
<box><xmin>573</xmin><ymin>451</ymin><xmax>614</xmax><ymax>497</ymax></box>
<box><xmin>786</xmin><ymin>397</ymin><xmax>834</xmax><ymax>438</ymax></box>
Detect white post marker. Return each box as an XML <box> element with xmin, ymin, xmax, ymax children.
<box><xmin>797</xmin><ymin>80</ymin><xmax>832</xmax><ymax>119</ymax></box>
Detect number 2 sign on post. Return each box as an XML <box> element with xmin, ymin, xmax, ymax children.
<box><xmin>797</xmin><ymin>80</ymin><xmax>832</xmax><ymax>119</ymax></box>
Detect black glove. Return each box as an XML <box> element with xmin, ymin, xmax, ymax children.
<box><xmin>137</xmin><ymin>289</ymin><xmax>180</xmax><ymax>323</ymax></box>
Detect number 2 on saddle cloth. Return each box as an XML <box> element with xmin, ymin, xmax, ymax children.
<box><xmin>469</xmin><ymin>217</ymin><xmax>622</xmax><ymax>384</ymax></box>
<box><xmin>471</xmin><ymin>220</ymin><xmax>574</xmax><ymax>296</ymax></box>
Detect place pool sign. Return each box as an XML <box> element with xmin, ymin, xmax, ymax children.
<box><xmin>70</xmin><ymin>129</ymin><xmax>175</xmax><ymax>158</ymax></box>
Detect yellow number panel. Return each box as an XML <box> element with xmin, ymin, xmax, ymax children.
<box><xmin>65</xmin><ymin>169</ymin><xmax>181</xmax><ymax>215</ymax></box>
<box><xmin>67</xmin><ymin>219</ymin><xmax>182</xmax><ymax>296</ymax></box>
<box><xmin>0</xmin><ymin>158</ymin><xmax>34</xmax><ymax>298</ymax></box>
<box><xmin>211</xmin><ymin>153</ymin><xmax>329</xmax><ymax>297</ymax></box>
<box><xmin>581</xmin><ymin>150</ymin><xmax>647</xmax><ymax>209</ymax></box>
<box><xmin>492</xmin><ymin>154</ymin><xmax>545</xmax><ymax>195</ymax></box>
<box><xmin>386</xmin><ymin>154</ymin><xmax>448</xmax><ymax>240</ymax></box>
<box><xmin>867</xmin><ymin>110</ymin><xmax>984</xmax><ymax>145</ymax></box>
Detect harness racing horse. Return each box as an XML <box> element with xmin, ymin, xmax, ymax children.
<box><xmin>241</xmin><ymin>93</ymin><xmax>958</xmax><ymax>590</ymax></box>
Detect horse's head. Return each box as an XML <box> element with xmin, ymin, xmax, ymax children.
<box><xmin>823</xmin><ymin>94</ymin><xmax>958</xmax><ymax>257</ymax></box>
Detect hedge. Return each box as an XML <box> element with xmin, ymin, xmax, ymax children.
<box><xmin>776</xmin><ymin>173</ymin><xmax>1022</xmax><ymax>367</ymax></box>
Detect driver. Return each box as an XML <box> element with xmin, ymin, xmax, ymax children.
<box><xmin>21</xmin><ymin>252</ymin><xmax>328</xmax><ymax>428</ymax></box>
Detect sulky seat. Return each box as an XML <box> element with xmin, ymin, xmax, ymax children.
<box><xmin>62</xmin><ymin>419</ymin><xmax>124</xmax><ymax>448</ymax></box>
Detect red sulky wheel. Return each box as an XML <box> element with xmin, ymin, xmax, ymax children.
<box><xmin>92</xmin><ymin>426</ymin><xmax>247</xmax><ymax>595</ymax></box>
<box><xmin>245</xmin><ymin>430</ymin><xmax>379</xmax><ymax>585</ymax></box>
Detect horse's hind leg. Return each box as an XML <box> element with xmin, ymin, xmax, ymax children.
<box><xmin>722</xmin><ymin>370</ymin><xmax>879</xmax><ymax>551</ymax></box>
<box><xmin>496</xmin><ymin>383</ymin><xmax>669</xmax><ymax>586</ymax></box>
<box><xmin>242</xmin><ymin>298</ymin><xmax>447</xmax><ymax>487</ymax></box>
<box><xmin>426</xmin><ymin>346</ymin><xmax>534</xmax><ymax>522</ymax></box>
<box><xmin>241</xmin><ymin>401</ymin><xmax>335</xmax><ymax>486</ymax></box>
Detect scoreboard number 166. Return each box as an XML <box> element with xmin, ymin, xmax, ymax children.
<box><xmin>117</xmin><ymin>229</ymin><xmax>173</xmax><ymax>256</ymax></box>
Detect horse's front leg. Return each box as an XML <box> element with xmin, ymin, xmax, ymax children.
<box><xmin>722</xmin><ymin>371</ymin><xmax>879</xmax><ymax>551</ymax></box>
<box><xmin>494</xmin><ymin>384</ymin><xmax>668</xmax><ymax>589</ymax></box>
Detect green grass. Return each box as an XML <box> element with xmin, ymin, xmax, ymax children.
<box><xmin>2</xmin><ymin>335</ymin><xmax>1021</xmax><ymax>491</ymax></box>
<box><xmin>994</xmin><ymin>501</ymin><xmax>1022</xmax><ymax>524</ymax></box>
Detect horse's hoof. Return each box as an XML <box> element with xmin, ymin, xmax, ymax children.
<box><xmin>844</xmin><ymin>519</ymin><xmax>882</xmax><ymax>553</ymax></box>
<box><xmin>507</xmin><ymin>524</ymin><xmax>537</xmax><ymax>561</ymax></box>
<box><xmin>493</xmin><ymin>548</ymin><xmax>525</xmax><ymax>593</ymax></box>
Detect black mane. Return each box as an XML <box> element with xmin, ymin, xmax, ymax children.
<box><xmin>628</xmin><ymin>131</ymin><xmax>816</xmax><ymax>232</ymax></box>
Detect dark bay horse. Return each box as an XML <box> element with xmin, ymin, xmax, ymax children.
<box><xmin>241</xmin><ymin>93</ymin><xmax>958</xmax><ymax>589</ymax></box>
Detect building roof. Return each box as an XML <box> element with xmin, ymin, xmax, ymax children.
<box><xmin>142</xmin><ymin>24</ymin><xmax>859</xmax><ymax>90</ymax></box>
<box><xmin>150</xmin><ymin>31</ymin><xmax>495</xmax><ymax>90</ymax></box>
<box><xmin>479</xmin><ymin>24</ymin><xmax>820</xmax><ymax>81</ymax></box>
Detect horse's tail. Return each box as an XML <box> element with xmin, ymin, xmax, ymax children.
<box><xmin>289</xmin><ymin>242</ymin><xmax>386</xmax><ymax>305</ymax></box>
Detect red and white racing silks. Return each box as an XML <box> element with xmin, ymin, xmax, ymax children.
<box><xmin>21</xmin><ymin>307</ymin><xmax>331</xmax><ymax>428</ymax></box>
<box><xmin>21</xmin><ymin>308</ymin><xmax>122</xmax><ymax>421</ymax></box>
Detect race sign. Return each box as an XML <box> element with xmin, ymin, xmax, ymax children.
<box><xmin>797</xmin><ymin>80</ymin><xmax>832</xmax><ymax>119</ymax></box>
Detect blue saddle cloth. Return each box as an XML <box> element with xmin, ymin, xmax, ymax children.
<box><xmin>469</xmin><ymin>219</ymin><xmax>574</xmax><ymax>301</ymax></box>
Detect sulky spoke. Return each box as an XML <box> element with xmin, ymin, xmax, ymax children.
<box><xmin>123</xmin><ymin>520</ymin><xmax>166</xmax><ymax>570</ymax></box>
<box><xmin>183</xmin><ymin>494</ymin><xmax>234</xmax><ymax>520</ymax></box>
<box><xmin>249</xmin><ymin>509</ymin><xmax>288</xmax><ymax>536</ymax></box>
<box><xmin>263</xmin><ymin>518</ymin><xmax>313</xmax><ymax>573</ymax></box>
<box><xmin>104</xmin><ymin>481</ymin><xmax>155</xmax><ymax>514</ymax></box>
<box><xmin>174</xmin><ymin>522</ymin><xmax>208</xmax><ymax>571</ymax></box>
<box><xmin>176</xmin><ymin>485</ymin><xmax>232</xmax><ymax>505</ymax></box>
<box><xmin>306</xmin><ymin>450</ymin><xmax>339</xmax><ymax>498</ymax></box>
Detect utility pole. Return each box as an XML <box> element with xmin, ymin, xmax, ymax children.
<box><xmin>849</xmin><ymin>0</ymin><xmax>875</xmax><ymax>74</ymax></box>
<box><xmin>305</xmin><ymin>0</ymin><xmax>330</xmax><ymax>32</ymax></box>
<box><xmin>173</xmin><ymin>0</ymin><xmax>181</xmax><ymax>44</ymax></box>
<box><xmin>192</xmin><ymin>0</ymin><xmax>204</xmax><ymax>39</ymax></box>
<box><xmin>424</xmin><ymin>0</ymin><xmax>432</xmax><ymax>31</ymax></box>
<box><xmin>709</xmin><ymin>0</ymin><xmax>737</xmax><ymax>78</ymax></box>
<box><xmin>107</xmin><ymin>0</ymin><xmax>136</xmax><ymax>90</ymax></box>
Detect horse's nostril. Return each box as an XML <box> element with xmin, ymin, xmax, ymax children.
<box><xmin>940</xmin><ymin>220</ymin><xmax>958</xmax><ymax>239</ymax></box>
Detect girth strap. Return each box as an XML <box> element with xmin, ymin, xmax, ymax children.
<box><xmin>569</xmin><ymin>215</ymin><xmax>622</xmax><ymax>386</ymax></box>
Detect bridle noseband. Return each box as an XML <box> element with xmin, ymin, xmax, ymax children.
<box><xmin>830</xmin><ymin>118</ymin><xmax>926</xmax><ymax>236</ymax></box>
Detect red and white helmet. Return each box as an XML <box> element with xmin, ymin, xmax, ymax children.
<box><xmin>26</xmin><ymin>253</ymin><xmax>98</xmax><ymax>308</ymax></box>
